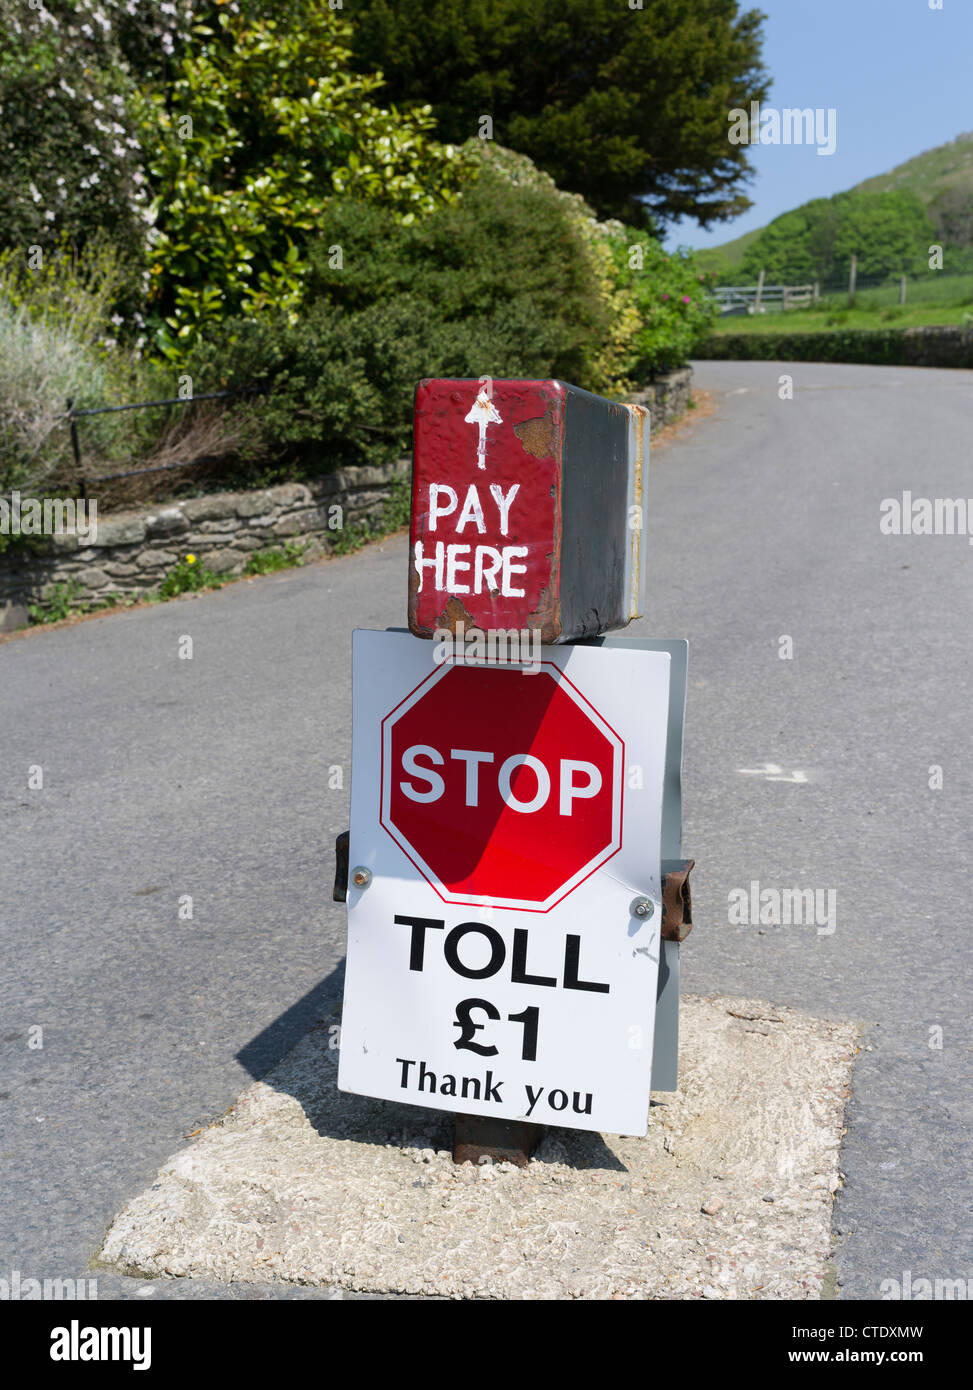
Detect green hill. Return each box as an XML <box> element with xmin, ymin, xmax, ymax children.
<box><xmin>696</xmin><ymin>132</ymin><xmax>973</xmax><ymax>279</ymax></box>
<box><xmin>695</xmin><ymin>228</ymin><xmax>761</xmax><ymax>278</ymax></box>
<box><xmin>850</xmin><ymin>131</ymin><xmax>973</xmax><ymax>206</ymax></box>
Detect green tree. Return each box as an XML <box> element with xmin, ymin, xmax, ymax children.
<box><xmin>188</xmin><ymin>164</ymin><xmax>616</xmax><ymax>472</ymax></box>
<box><xmin>738</xmin><ymin>202</ymin><xmax>830</xmax><ymax>284</ymax></box>
<box><xmin>832</xmin><ymin>192</ymin><xmax>934</xmax><ymax>279</ymax></box>
<box><xmin>144</xmin><ymin>0</ymin><xmax>467</xmax><ymax>358</ymax></box>
<box><xmin>741</xmin><ymin>191</ymin><xmax>936</xmax><ymax>283</ymax></box>
<box><xmin>189</xmin><ymin>150</ymin><xmax>719</xmax><ymax>480</ymax></box>
<box><xmin>929</xmin><ymin>186</ymin><xmax>973</xmax><ymax>250</ymax></box>
<box><xmin>349</xmin><ymin>0</ymin><xmax>769</xmax><ymax>231</ymax></box>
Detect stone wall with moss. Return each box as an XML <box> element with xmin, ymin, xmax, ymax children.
<box><xmin>0</xmin><ymin>459</ymin><xmax>409</xmax><ymax>626</ymax></box>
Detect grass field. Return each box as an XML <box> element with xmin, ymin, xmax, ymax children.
<box><xmin>712</xmin><ymin>273</ymin><xmax>973</xmax><ymax>335</ymax></box>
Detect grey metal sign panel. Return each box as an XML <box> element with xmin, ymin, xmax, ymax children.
<box><xmin>586</xmin><ymin>637</ymin><xmax>688</xmax><ymax>1091</ymax></box>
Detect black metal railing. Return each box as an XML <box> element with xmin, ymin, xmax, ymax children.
<box><xmin>63</xmin><ymin>387</ymin><xmax>263</xmax><ymax>500</ymax></box>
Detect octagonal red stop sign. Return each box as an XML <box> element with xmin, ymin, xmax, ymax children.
<box><xmin>381</xmin><ymin>662</ymin><xmax>623</xmax><ymax>911</ymax></box>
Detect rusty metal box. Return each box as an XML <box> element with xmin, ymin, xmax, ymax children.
<box><xmin>408</xmin><ymin>378</ymin><xmax>648</xmax><ymax>644</ymax></box>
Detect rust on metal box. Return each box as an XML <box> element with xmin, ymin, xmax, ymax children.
<box><xmin>513</xmin><ymin>401</ymin><xmax>559</xmax><ymax>459</ymax></box>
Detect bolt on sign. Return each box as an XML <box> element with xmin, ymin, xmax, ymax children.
<box><xmin>408</xmin><ymin>379</ymin><xmax>649</xmax><ymax>645</ymax></box>
<box><xmin>338</xmin><ymin>631</ymin><xmax>671</xmax><ymax>1137</ymax></box>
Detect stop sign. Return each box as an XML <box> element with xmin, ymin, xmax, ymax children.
<box><xmin>381</xmin><ymin>662</ymin><xmax>623</xmax><ymax>911</ymax></box>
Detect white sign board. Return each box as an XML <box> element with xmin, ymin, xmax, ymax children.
<box><xmin>338</xmin><ymin>630</ymin><xmax>671</xmax><ymax>1136</ymax></box>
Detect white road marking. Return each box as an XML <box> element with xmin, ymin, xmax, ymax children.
<box><xmin>738</xmin><ymin>762</ymin><xmax>809</xmax><ymax>783</ymax></box>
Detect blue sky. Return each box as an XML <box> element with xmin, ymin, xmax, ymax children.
<box><xmin>664</xmin><ymin>0</ymin><xmax>973</xmax><ymax>251</ymax></box>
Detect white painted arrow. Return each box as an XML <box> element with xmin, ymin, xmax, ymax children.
<box><xmin>738</xmin><ymin>762</ymin><xmax>809</xmax><ymax>783</ymax></box>
<box><xmin>464</xmin><ymin>389</ymin><xmax>503</xmax><ymax>470</ymax></box>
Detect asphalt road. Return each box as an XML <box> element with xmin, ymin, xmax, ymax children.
<box><xmin>2</xmin><ymin>359</ymin><xmax>970</xmax><ymax>1301</ymax></box>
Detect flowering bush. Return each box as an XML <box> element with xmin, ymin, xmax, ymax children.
<box><xmin>0</xmin><ymin>2</ymin><xmax>466</xmax><ymax>361</ymax></box>
<box><xmin>0</xmin><ymin>0</ymin><xmax>196</xmax><ymax>307</ymax></box>
<box><xmin>608</xmin><ymin>235</ymin><xmax>719</xmax><ymax>378</ymax></box>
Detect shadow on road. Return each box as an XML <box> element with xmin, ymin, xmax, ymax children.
<box><xmin>236</xmin><ymin>963</ymin><xmax>346</xmax><ymax>1081</ymax></box>
<box><xmin>236</xmin><ymin>962</ymin><xmax>627</xmax><ymax>1173</ymax></box>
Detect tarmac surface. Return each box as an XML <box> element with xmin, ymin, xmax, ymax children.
<box><xmin>2</xmin><ymin>360</ymin><xmax>970</xmax><ymax>1299</ymax></box>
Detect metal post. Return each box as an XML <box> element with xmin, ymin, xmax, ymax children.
<box><xmin>453</xmin><ymin>1115</ymin><xmax>543</xmax><ymax>1168</ymax></box>
<box><xmin>66</xmin><ymin>398</ymin><xmax>86</xmax><ymax>503</ymax></box>
<box><xmin>899</xmin><ymin>275</ymin><xmax>907</xmax><ymax>306</ymax></box>
<box><xmin>848</xmin><ymin>253</ymin><xmax>858</xmax><ymax>306</ymax></box>
<box><xmin>755</xmin><ymin>268</ymin><xmax>765</xmax><ymax>312</ymax></box>
<box><xmin>813</xmin><ymin>281</ymin><xmax>820</xmax><ymax>304</ymax></box>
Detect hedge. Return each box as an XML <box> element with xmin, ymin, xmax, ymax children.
<box><xmin>698</xmin><ymin>325</ymin><xmax>973</xmax><ymax>369</ymax></box>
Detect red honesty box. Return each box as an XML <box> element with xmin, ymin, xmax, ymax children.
<box><xmin>408</xmin><ymin>378</ymin><xmax>648</xmax><ymax>644</ymax></box>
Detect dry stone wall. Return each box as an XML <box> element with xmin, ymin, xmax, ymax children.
<box><xmin>0</xmin><ymin>459</ymin><xmax>409</xmax><ymax>622</ymax></box>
